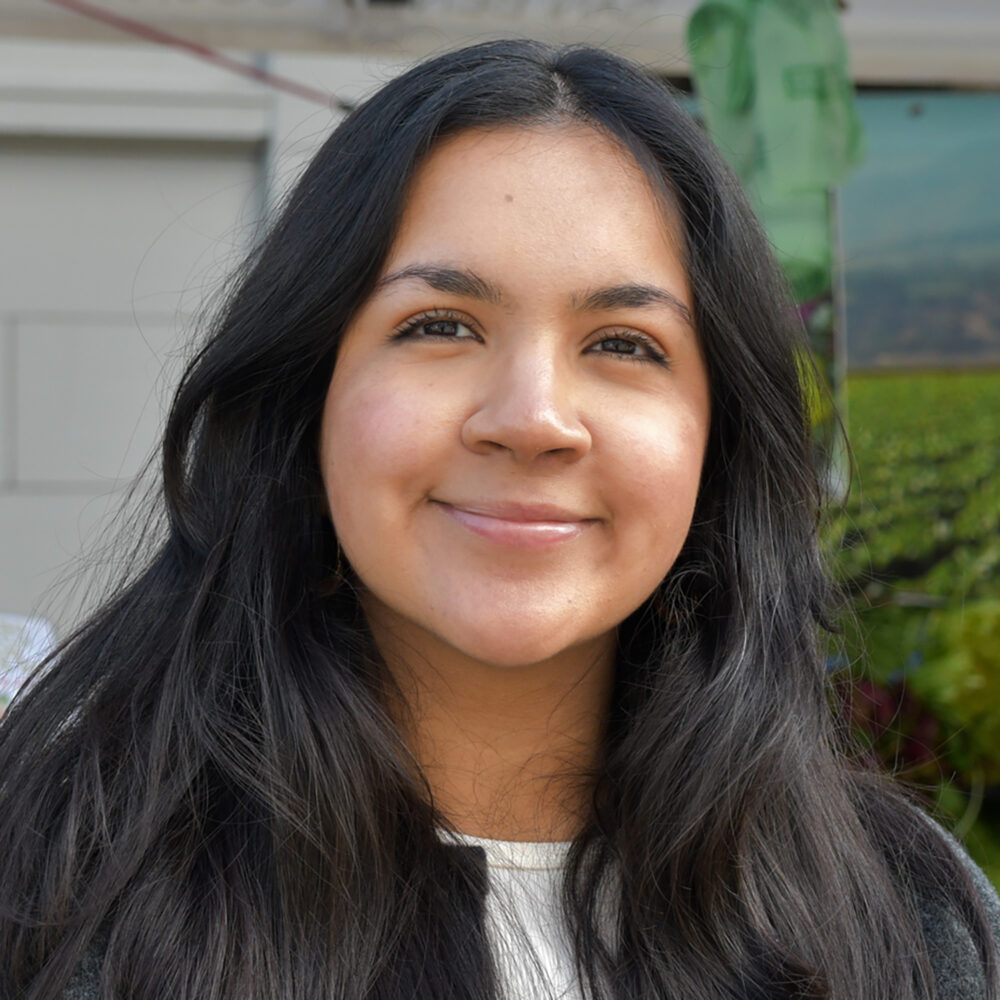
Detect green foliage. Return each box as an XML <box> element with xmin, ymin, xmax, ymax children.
<box><xmin>835</xmin><ymin>370</ymin><xmax>1000</xmax><ymax>602</ymax></box>
<box><xmin>965</xmin><ymin>814</ymin><xmax>1000</xmax><ymax>890</ymax></box>
<box><xmin>826</xmin><ymin>369</ymin><xmax>1000</xmax><ymax>886</ymax></box>
<box><xmin>910</xmin><ymin>601</ymin><xmax>1000</xmax><ymax>783</ymax></box>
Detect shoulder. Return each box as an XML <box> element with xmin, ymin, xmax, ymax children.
<box><xmin>914</xmin><ymin>816</ymin><xmax>1000</xmax><ymax>1000</ymax></box>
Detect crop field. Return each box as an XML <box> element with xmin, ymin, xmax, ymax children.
<box><xmin>826</xmin><ymin>368</ymin><xmax>1000</xmax><ymax>884</ymax></box>
<box><xmin>832</xmin><ymin>369</ymin><xmax>1000</xmax><ymax>608</ymax></box>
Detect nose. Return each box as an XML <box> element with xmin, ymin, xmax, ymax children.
<box><xmin>460</xmin><ymin>347</ymin><xmax>592</xmax><ymax>464</ymax></box>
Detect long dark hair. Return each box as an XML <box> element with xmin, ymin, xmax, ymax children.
<box><xmin>0</xmin><ymin>39</ymin><xmax>995</xmax><ymax>1000</ymax></box>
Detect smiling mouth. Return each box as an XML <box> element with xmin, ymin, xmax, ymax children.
<box><xmin>431</xmin><ymin>500</ymin><xmax>597</xmax><ymax>548</ymax></box>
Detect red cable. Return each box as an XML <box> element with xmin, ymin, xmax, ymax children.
<box><xmin>43</xmin><ymin>0</ymin><xmax>350</xmax><ymax>110</ymax></box>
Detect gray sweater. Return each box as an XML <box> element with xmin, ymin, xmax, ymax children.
<box><xmin>61</xmin><ymin>832</ymin><xmax>1000</xmax><ymax>999</ymax></box>
<box><xmin>918</xmin><ymin>831</ymin><xmax>1000</xmax><ymax>998</ymax></box>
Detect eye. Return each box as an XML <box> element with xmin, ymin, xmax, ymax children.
<box><xmin>391</xmin><ymin>310</ymin><xmax>480</xmax><ymax>342</ymax></box>
<box><xmin>587</xmin><ymin>330</ymin><xmax>670</xmax><ymax>367</ymax></box>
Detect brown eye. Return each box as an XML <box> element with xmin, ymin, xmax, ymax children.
<box><xmin>587</xmin><ymin>331</ymin><xmax>670</xmax><ymax>367</ymax></box>
<box><xmin>392</xmin><ymin>310</ymin><xmax>480</xmax><ymax>343</ymax></box>
<box><xmin>422</xmin><ymin>319</ymin><xmax>466</xmax><ymax>338</ymax></box>
<box><xmin>596</xmin><ymin>337</ymin><xmax>641</xmax><ymax>355</ymax></box>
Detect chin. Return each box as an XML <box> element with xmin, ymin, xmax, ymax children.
<box><xmin>441</xmin><ymin>618</ymin><xmax>611</xmax><ymax>671</ymax></box>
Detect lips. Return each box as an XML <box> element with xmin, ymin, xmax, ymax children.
<box><xmin>431</xmin><ymin>499</ymin><xmax>597</xmax><ymax>548</ymax></box>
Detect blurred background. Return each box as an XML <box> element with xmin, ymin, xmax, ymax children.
<box><xmin>1</xmin><ymin>0</ymin><xmax>998</xmax><ymax>882</ymax></box>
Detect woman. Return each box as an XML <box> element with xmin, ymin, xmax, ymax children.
<box><xmin>1</xmin><ymin>39</ymin><xmax>997</xmax><ymax>1000</ymax></box>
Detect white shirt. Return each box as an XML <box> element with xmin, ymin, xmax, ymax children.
<box><xmin>441</xmin><ymin>832</ymin><xmax>585</xmax><ymax>1000</ymax></box>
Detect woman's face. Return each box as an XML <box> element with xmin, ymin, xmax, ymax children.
<box><xmin>319</xmin><ymin>125</ymin><xmax>711</xmax><ymax>670</ymax></box>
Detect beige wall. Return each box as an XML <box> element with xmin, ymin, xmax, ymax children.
<box><xmin>0</xmin><ymin>40</ymin><xmax>392</xmax><ymax>634</ymax></box>
<box><xmin>0</xmin><ymin>136</ymin><xmax>261</xmax><ymax>629</ymax></box>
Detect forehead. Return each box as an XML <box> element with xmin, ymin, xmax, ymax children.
<box><xmin>381</xmin><ymin>124</ymin><xmax>688</xmax><ymax>290</ymax></box>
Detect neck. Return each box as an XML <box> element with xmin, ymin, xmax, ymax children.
<box><xmin>367</xmin><ymin>606</ymin><xmax>615</xmax><ymax>842</ymax></box>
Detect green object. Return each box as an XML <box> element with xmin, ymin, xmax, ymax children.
<box><xmin>687</xmin><ymin>0</ymin><xmax>865</xmax><ymax>299</ymax></box>
<box><xmin>910</xmin><ymin>601</ymin><xmax>1000</xmax><ymax>785</ymax></box>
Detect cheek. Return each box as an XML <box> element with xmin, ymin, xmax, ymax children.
<box><xmin>318</xmin><ymin>373</ymin><xmax>455</xmax><ymax>527</ymax></box>
<box><xmin>607</xmin><ymin>403</ymin><xmax>708</xmax><ymax>558</ymax></box>
<box><xmin>639</xmin><ymin>425</ymin><xmax>704</xmax><ymax>505</ymax></box>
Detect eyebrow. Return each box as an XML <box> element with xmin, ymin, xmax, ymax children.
<box><xmin>573</xmin><ymin>284</ymin><xmax>693</xmax><ymax>327</ymax></box>
<box><xmin>375</xmin><ymin>264</ymin><xmax>693</xmax><ymax>327</ymax></box>
<box><xmin>375</xmin><ymin>265</ymin><xmax>505</xmax><ymax>305</ymax></box>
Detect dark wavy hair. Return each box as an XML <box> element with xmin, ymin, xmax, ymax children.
<box><xmin>0</xmin><ymin>39</ymin><xmax>995</xmax><ymax>1000</ymax></box>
